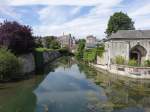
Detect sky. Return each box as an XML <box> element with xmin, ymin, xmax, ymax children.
<box><xmin>0</xmin><ymin>0</ymin><xmax>150</xmax><ymax>39</ymax></box>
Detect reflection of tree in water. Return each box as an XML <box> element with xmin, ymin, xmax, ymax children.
<box><xmin>0</xmin><ymin>57</ymin><xmax>65</xmax><ymax>112</ymax></box>
<box><xmin>0</xmin><ymin>75</ymin><xmax>44</xmax><ymax>112</ymax></box>
<box><xmin>0</xmin><ymin>57</ymin><xmax>77</xmax><ymax>112</ymax></box>
<box><xmin>77</xmin><ymin>62</ymin><xmax>150</xmax><ymax>111</ymax></box>
<box><xmin>85</xmin><ymin>91</ymin><xmax>113</xmax><ymax>112</ymax></box>
<box><xmin>56</xmin><ymin>56</ymin><xmax>76</xmax><ymax>69</ymax></box>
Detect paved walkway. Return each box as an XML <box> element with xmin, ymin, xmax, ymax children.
<box><xmin>91</xmin><ymin>64</ymin><xmax>150</xmax><ymax>79</ymax></box>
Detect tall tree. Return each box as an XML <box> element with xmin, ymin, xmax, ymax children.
<box><xmin>76</xmin><ymin>39</ymin><xmax>86</xmax><ymax>59</ymax></box>
<box><xmin>106</xmin><ymin>12</ymin><xmax>135</xmax><ymax>37</ymax></box>
<box><xmin>43</xmin><ymin>36</ymin><xmax>60</xmax><ymax>49</ymax></box>
<box><xmin>0</xmin><ymin>21</ymin><xmax>35</xmax><ymax>54</ymax></box>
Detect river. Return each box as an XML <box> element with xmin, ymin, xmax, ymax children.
<box><xmin>0</xmin><ymin>57</ymin><xmax>150</xmax><ymax>112</ymax></box>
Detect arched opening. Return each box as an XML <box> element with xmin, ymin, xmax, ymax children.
<box><xmin>129</xmin><ymin>45</ymin><xmax>147</xmax><ymax>65</ymax></box>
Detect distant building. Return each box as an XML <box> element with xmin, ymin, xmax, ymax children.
<box><xmin>58</xmin><ymin>33</ymin><xmax>76</xmax><ymax>51</ymax></box>
<box><xmin>86</xmin><ymin>35</ymin><xmax>97</xmax><ymax>49</ymax></box>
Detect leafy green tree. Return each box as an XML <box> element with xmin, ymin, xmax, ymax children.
<box><xmin>34</xmin><ymin>36</ymin><xmax>43</xmax><ymax>48</ymax></box>
<box><xmin>44</xmin><ymin>36</ymin><xmax>60</xmax><ymax>49</ymax></box>
<box><xmin>51</xmin><ymin>41</ymin><xmax>61</xmax><ymax>49</ymax></box>
<box><xmin>83</xmin><ymin>49</ymin><xmax>97</xmax><ymax>63</ymax></box>
<box><xmin>76</xmin><ymin>39</ymin><xmax>86</xmax><ymax>59</ymax></box>
<box><xmin>106</xmin><ymin>12</ymin><xmax>135</xmax><ymax>37</ymax></box>
<box><xmin>44</xmin><ymin>36</ymin><xmax>55</xmax><ymax>48</ymax></box>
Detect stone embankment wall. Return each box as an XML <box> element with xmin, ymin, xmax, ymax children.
<box><xmin>19</xmin><ymin>53</ymin><xmax>35</xmax><ymax>74</ymax></box>
<box><xmin>19</xmin><ymin>51</ymin><xmax>61</xmax><ymax>74</ymax></box>
<box><xmin>43</xmin><ymin>51</ymin><xmax>61</xmax><ymax>63</ymax></box>
<box><xmin>92</xmin><ymin>63</ymin><xmax>150</xmax><ymax>79</ymax></box>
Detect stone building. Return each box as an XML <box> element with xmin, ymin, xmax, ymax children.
<box><xmin>101</xmin><ymin>30</ymin><xmax>150</xmax><ymax>65</ymax></box>
<box><xmin>58</xmin><ymin>33</ymin><xmax>76</xmax><ymax>51</ymax></box>
<box><xmin>86</xmin><ymin>35</ymin><xmax>97</xmax><ymax>49</ymax></box>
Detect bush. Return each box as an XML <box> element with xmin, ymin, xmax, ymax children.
<box><xmin>144</xmin><ymin>60</ymin><xmax>150</xmax><ymax>67</ymax></box>
<box><xmin>43</xmin><ymin>36</ymin><xmax>61</xmax><ymax>49</ymax></box>
<box><xmin>83</xmin><ymin>49</ymin><xmax>97</xmax><ymax>62</ymax></box>
<box><xmin>0</xmin><ymin>21</ymin><xmax>35</xmax><ymax>54</ymax></box>
<box><xmin>115</xmin><ymin>56</ymin><xmax>125</xmax><ymax>65</ymax></box>
<box><xmin>97</xmin><ymin>46</ymin><xmax>105</xmax><ymax>57</ymax></box>
<box><xmin>58</xmin><ymin>48</ymin><xmax>71</xmax><ymax>55</ymax></box>
<box><xmin>0</xmin><ymin>48</ymin><xmax>22</xmax><ymax>80</ymax></box>
<box><xmin>128</xmin><ymin>59</ymin><xmax>137</xmax><ymax>66</ymax></box>
<box><xmin>34</xmin><ymin>47</ymin><xmax>53</xmax><ymax>69</ymax></box>
<box><xmin>76</xmin><ymin>39</ymin><xmax>85</xmax><ymax>59</ymax></box>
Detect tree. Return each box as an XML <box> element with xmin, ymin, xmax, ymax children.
<box><xmin>34</xmin><ymin>36</ymin><xmax>43</xmax><ymax>48</ymax></box>
<box><xmin>0</xmin><ymin>21</ymin><xmax>35</xmax><ymax>54</ymax></box>
<box><xmin>106</xmin><ymin>12</ymin><xmax>135</xmax><ymax>37</ymax></box>
<box><xmin>44</xmin><ymin>36</ymin><xmax>55</xmax><ymax>48</ymax></box>
<box><xmin>43</xmin><ymin>36</ymin><xmax>60</xmax><ymax>49</ymax></box>
<box><xmin>51</xmin><ymin>41</ymin><xmax>61</xmax><ymax>49</ymax></box>
<box><xmin>76</xmin><ymin>39</ymin><xmax>86</xmax><ymax>59</ymax></box>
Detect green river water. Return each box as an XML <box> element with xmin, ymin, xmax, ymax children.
<box><xmin>0</xmin><ymin>57</ymin><xmax>150</xmax><ymax>112</ymax></box>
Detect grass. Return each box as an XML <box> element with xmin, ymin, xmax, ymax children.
<box><xmin>35</xmin><ymin>47</ymin><xmax>53</xmax><ymax>52</ymax></box>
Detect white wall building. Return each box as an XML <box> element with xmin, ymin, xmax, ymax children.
<box><xmin>99</xmin><ymin>30</ymin><xmax>150</xmax><ymax>66</ymax></box>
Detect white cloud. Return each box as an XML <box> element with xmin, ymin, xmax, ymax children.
<box><xmin>9</xmin><ymin>0</ymin><xmax>120</xmax><ymax>6</ymax></box>
<box><xmin>34</xmin><ymin>16</ymin><xmax>107</xmax><ymax>38</ymax></box>
<box><xmin>133</xmin><ymin>16</ymin><xmax>150</xmax><ymax>29</ymax></box>
<box><xmin>128</xmin><ymin>1</ymin><xmax>150</xmax><ymax>30</ymax></box>
<box><xmin>130</xmin><ymin>4</ymin><xmax>150</xmax><ymax>17</ymax></box>
<box><xmin>0</xmin><ymin>4</ymin><xmax>21</xmax><ymax>21</ymax></box>
<box><xmin>33</xmin><ymin>0</ymin><xmax>123</xmax><ymax>38</ymax></box>
<box><xmin>1</xmin><ymin>0</ymin><xmax>150</xmax><ymax>39</ymax></box>
<box><xmin>38</xmin><ymin>6</ymin><xmax>82</xmax><ymax>25</ymax></box>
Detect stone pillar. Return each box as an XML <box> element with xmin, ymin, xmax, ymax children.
<box><xmin>146</xmin><ymin>41</ymin><xmax>150</xmax><ymax>60</ymax></box>
<box><xmin>126</xmin><ymin>41</ymin><xmax>130</xmax><ymax>61</ymax></box>
<box><xmin>108</xmin><ymin>42</ymin><xmax>111</xmax><ymax>69</ymax></box>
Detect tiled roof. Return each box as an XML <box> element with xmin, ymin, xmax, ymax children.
<box><xmin>110</xmin><ymin>30</ymin><xmax>150</xmax><ymax>39</ymax></box>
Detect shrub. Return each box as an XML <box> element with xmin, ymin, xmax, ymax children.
<box><xmin>43</xmin><ymin>36</ymin><xmax>61</xmax><ymax>49</ymax></box>
<box><xmin>115</xmin><ymin>56</ymin><xmax>125</xmax><ymax>65</ymax></box>
<box><xmin>97</xmin><ymin>46</ymin><xmax>105</xmax><ymax>57</ymax></box>
<box><xmin>144</xmin><ymin>60</ymin><xmax>150</xmax><ymax>67</ymax></box>
<box><xmin>128</xmin><ymin>59</ymin><xmax>137</xmax><ymax>66</ymax></box>
<box><xmin>83</xmin><ymin>49</ymin><xmax>97</xmax><ymax>62</ymax></box>
<box><xmin>0</xmin><ymin>48</ymin><xmax>22</xmax><ymax>80</ymax></box>
<box><xmin>76</xmin><ymin>39</ymin><xmax>85</xmax><ymax>59</ymax></box>
<box><xmin>58</xmin><ymin>48</ymin><xmax>71</xmax><ymax>55</ymax></box>
<box><xmin>34</xmin><ymin>47</ymin><xmax>53</xmax><ymax>69</ymax></box>
<box><xmin>34</xmin><ymin>36</ymin><xmax>43</xmax><ymax>48</ymax></box>
<box><xmin>0</xmin><ymin>21</ymin><xmax>35</xmax><ymax>54</ymax></box>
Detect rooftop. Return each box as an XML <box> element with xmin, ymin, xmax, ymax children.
<box><xmin>110</xmin><ymin>30</ymin><xmax>150</xmax><ymax>39</ymax></box>
<box><xmin>86</xmin><ymin>35</ymin><xmax>96</xmax><ymax>39</ymax></box>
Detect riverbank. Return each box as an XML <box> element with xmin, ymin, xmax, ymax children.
<box><xmin>91</xmin><ymin>63</ymin><xmax>150</xmax><ymax>79</ymax></box>
<box><xmin>0</xmin><ymin>50</ymin><xmax>65</xmax><ymax>83</ymax></box>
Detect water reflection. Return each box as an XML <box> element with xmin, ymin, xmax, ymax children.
<box><xmin>78</xmin><ymin>63</ymin><xmax>150</xmax><ymax>112</ymax></box>
<box><xmin>0</xmin><ymin>76</ymin><xmax>43</xmax><ymax>112</ymax></box>
<box><xmin>0</xmin><ymin>57</ymin><xmax>150</xmax><ymax>112</ymax></box>
<box><xmin>34</xmin><ymin>64</ymin><xmax>108</xmax><ymax>112</ymax></box>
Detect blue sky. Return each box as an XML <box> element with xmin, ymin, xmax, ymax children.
<box><xmin>0</xmin><ymin>0</ymin><xmax>150</xmax><ymax>39</ymax></box>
